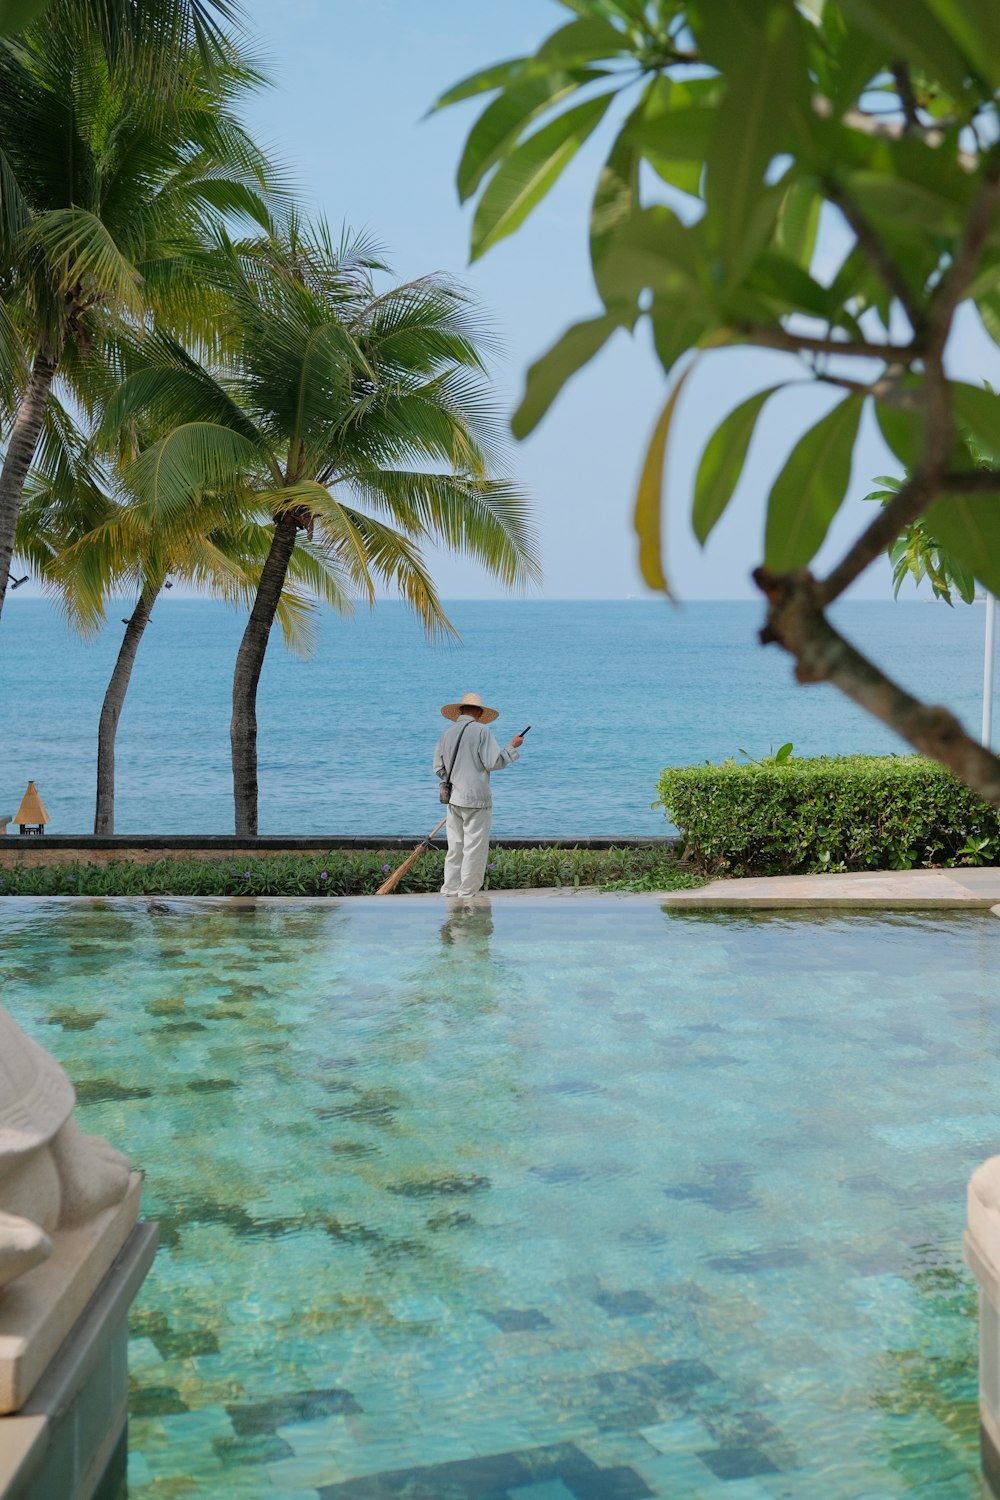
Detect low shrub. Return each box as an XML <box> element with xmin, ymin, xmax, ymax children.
<box><xmin>0</xmin><ymin>846</ymin><xmax>701</xmax><ymax>898</ymax></box>
<box><xmin>657</xmin><ymin>755</ymin><xmax>1000</xmax><ymax>876</ymax></box>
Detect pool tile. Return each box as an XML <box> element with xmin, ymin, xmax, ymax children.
<box><xmin>696</xmin><ymin>1445</ymin><xmax>781</xmax><ymax>1480</ymax></box>
<box><xmin>639</xmin><ymin>1416</ymin><xmax>714</xmax><ymax>1455</ymax></box>
<box><xmin>705</xmin><ymin>1248</ymin><xmax>809</xmax><ymax>1275</ymax></box>
<box><xmin>129</xmin><ymin>1382</ymin><xmax>189</xmax><ymax>1416</ymax></box>
<box><xmin>507</xmin><ymin>1483</ymin><xmax>577</xmax><ymax>1500</ymax></box>
<box><xmin>316</xmin><ymin>1441</ymin><xmax>616</xmax><ymax>1499</ymax></box>
<box><xmin>151</xmin><ymin>1327</ymin><xmax>221</xmax><ymax>1360</ymax></box>
<box><xmin>593</xmin><ymin>1291</ymin><xmax>658</xmax><ymax>1319</ymax></box>
<box><xmin>227</xmin><ymin>1388</ymin><xmax>362</xmax><ymax>1434</ymax></box>
<box><xmin>213</xmin><ymin>1433</ymin><xmax>294</xmax><ymax>1466</ymax></box>
<box><xmin>482</xmin><ymin>1307</ymin><xmax>553</xmax><ymax>1332</ymax></box>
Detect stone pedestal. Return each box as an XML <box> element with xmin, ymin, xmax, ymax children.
<box><xmin>965</xmin><ymin>1155</ymin><xmax>1000</xmax><ymax>1497</ymax></box>
<box><xmin>0</xmin><ymin>1175</ymin><xmax>156</xmax><ymax>1500</ymax></box>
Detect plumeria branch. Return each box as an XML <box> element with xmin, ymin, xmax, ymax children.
<box><xmin>745</xmin><ymin>325</ymin><xmax>913</xmax><ymax>361</ymax></box>
<box><xmin>755</xmin><ymin>567</ymin><xmax>1000</xmax><ymax>803</ymax></box>
<box><xmin>751</xmin><ymin>156</ymin><xmax>1000</xmax><ymax>804</ymax></box>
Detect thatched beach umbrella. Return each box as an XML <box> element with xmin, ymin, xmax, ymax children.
<box><xmin>12</xmin><ymin>782</ymin><xmax>49</xmax><ymax>836</ymax></box>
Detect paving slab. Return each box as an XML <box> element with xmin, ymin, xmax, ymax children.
<box><xmin>661</xmin><ymin>866</ymin><xmax>1000</xmax><ymax>909</ymax></box>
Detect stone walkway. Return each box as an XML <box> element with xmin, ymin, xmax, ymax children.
<box><xmin>661</xmin><ymin>865</ymin><xmax>1000</xmax><ymax>908</ymax></box>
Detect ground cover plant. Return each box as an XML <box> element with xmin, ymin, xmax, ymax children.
<box><xmin>0</xmin><ymin>846</ymin><xmax>701</xmax><ymax>897</ymax></box>
<box><xmin>442</xmin><ymin>0</ymin><xmax>1000</xmax><ymax>808</ymax></box>
<box><xmin>659</xmin><ymin>754</ymin><xmax>1000</xmax><ymax>875</ymax></box>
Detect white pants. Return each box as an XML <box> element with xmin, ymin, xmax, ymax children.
<box><xmin>441</xmin><ymin>804</ymin><xmax>492</xmax><ymax>896</ymax></box>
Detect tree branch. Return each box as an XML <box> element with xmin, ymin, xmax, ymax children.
<box><xmin>927</xmin><ymin>152</ymin><xmax>1000</xmax><ymax>356</ymax></box>
<box><xmin>891</xmin><ymin>62</ymin><xmax>921</xmax><ymax>133</ymax></box>
<box><xmin>825</xmin><ymin>182</ymin><xmax>924</xmax><ymax>333</ymax></box>
<box><xmin>743</xmin><ymin>325</ymin><xmax>913</xmax><ymax>361</ymax></box>
<box><xmin>754</xmin><ymin>567</ymin><xmax>1000</xmax><ymax>804</ymax></box>
<box><xmin>812</xmin><ymin>94</ymin><xmax>977</xmax><ymax>168</ymax></box>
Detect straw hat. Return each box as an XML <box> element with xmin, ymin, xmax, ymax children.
<box><xmin>440</xmin><ymin>691</ymin><xmax>498</xmax><ymax>724</ymax></box>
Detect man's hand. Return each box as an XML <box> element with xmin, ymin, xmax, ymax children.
<box><xmin>511</xmin><ymin>735</ymin><xmax>524</xmax><ymax>749</ymax></box>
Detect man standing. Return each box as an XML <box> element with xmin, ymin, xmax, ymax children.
<box><xmin>434</xmin><ymin>692</ymin><xmax>524</xmax><ymax>897</ymax></box>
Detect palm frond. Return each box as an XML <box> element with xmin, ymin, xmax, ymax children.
<box><xmin>346</xmin><ymin>469</ymin><xmax>541</xmax><ymax>591</ymax></box>
<box><xmin>25</xmin><ymin>208</ymin><xmax>145</xmax><ymax>318</ymax></box>
<box><xmin>127</xmin><ymin>420</ymin><xmax>265</xmax><ymax>518</ymax></box>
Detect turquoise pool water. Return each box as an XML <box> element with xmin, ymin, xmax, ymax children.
<box><xmin>1</xmin><ymin>898</ymin><xmax>994</xmax><ymax>1498</ymax></box>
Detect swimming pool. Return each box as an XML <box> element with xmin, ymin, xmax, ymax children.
<box><xmin>1</xmin><ymin>898</ymin><xmax>993</xmax><ymax>1498</ymax></box>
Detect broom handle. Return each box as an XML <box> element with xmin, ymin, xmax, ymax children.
<box><xmin>374</xmin><ymin>815</ymin><xmax>449</xmax><ymax>896</ymax></box>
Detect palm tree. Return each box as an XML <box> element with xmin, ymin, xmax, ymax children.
<box><xmin>105</xmin><ymin>224</ymin><xmax>541</xmax><ymax>834</ymax></box>
<box><xmin>0</xmin><ymin>0</ymin><xmax>281</xmax><ymax>620</ymax></box>
<box><xmin>17</xmin><ymin>411</ymin><xmax>352</xmax><ymax>833</ymax></box>
<box><xmin>1</xmin><ymin>0</ymin><xmax>242</xmax><ymax>62</ymax></box>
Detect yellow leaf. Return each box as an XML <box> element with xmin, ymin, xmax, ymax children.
<box><xmin>633</xmin><ymin>362</ymin><xmax>696</xmax><ymax>596</ymax></box>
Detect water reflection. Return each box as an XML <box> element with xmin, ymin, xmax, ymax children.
<box><xmin>439</xmin><ymin>897</ymin><xmax>494</xmax><ymax>958</ymax></box>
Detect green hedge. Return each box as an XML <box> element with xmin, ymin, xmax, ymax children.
<box><xmin>0</xmin><ymin>846</ymin><xmax>700</xmax><ymax>898</ymax></box>
<box><xmin>657</xmin><ymin>755</ymin><xmax>1000</xmax><ymax>876</ymax></box>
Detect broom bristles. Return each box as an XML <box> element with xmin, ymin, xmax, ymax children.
<box><xmin>375</xmin><ymin>815</ymin><xmax>449</xmax><ymax>895</ymax></box>
<box><xmin>375</xmin><ymin>844</ymin><xmax>425</xmax><ymax>895</ymax></box>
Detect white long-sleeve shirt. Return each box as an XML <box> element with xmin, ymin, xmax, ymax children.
<box><xmin>434</xmin><ymin>712</ymin><xmax>519</xmax><ymax>809</ymax></box>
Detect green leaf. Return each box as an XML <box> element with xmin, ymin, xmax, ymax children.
<box><xmin>433</xmin><ymin>58</ymin><xmax>539</xmax><ymax>110</ymax></box>
<box><xmin>536</xmin><ymin>16</ymin><xmax>625</xmax><ymax>64</ymax></box>
<box><xmin>693</xmin><ymin>386</ymin><xmax>780</xmax><ymax>545</ymax></box>
<box><xmin>875</xmin><ymin>385</ymin><xmax>924</xmax><ymax>469</ymax></box>
<box><xmin>846</xmin><ymin>170</ymin><xmax>964</xmax><ymax>233</ymax></box>
<box><xmin>827</xmin><ymin>23</ymin><xmax>890</xmax><ymax>110</ymax></box>
<box><xmin>470</xmin><ymin>92</ymin><xmax>615</xmax><ymax>261</ymax></box>
<box><xmin>512</xmin><ymin>314</ymin><xmax>620</xmax><ymax>439</ymax></box>
<box><xmin>923</xmin><ymin>0</ymin><xmax>1000</xmax><ymax>88</ymax></box>
<box><xmin>704</xmin><ymin>5</ymin><xmax>808</xmax><ymax>273</ymax></box>
<box><xmin>597</xmin><ymin>204</ymin><xmax>706</xmax><ymax>304</ymax></box>
<box><xmin>744</xmin><ymin>252</ymin><xmax>834</xmax><ymax>320</ymax></box>
<box><xmin>976</xmin><ymin>287</ymin><xmax>1000</xmax><ymax>350</ymax></box>
<box><xmin>651</xmin><ymin>298</ymin><xmax>714</xmax><ymax>378</ymax></box>
<box><xmin>457</xmin><ymin>71</ymin><xmax>593</xmax><ymax>203</ymax></box>
<box><xmin>924</xmin><ymin>490</ymin><xmax>1000</xmax><ymax>596</ymax></box>
<box><xmin>632</xmin><ymin>106</ymin><xmax>717</xmax><ymax>168</ymax></box>
<box><xmin>951</xmin><ymin>382</ymin><xmax>1000</xmax><ymax>466</ymax></box>
<box><xmin>774</xmin><ymin>182</ymin><xmax>821</xmax><ymax>269</ymax></box>
<box><xmin>835</xmin><ymin>0</ymin><xmax>974</xmax><ymax>100</ymax></box>
<box><xmin>764</xmin><ymin>395</ymin><xmax>863</xmax><ymax>571</ymax></box>
<box><xmin>590</xmin><ymin>113</ymin><xmax>640</xmax><ymax>308</ymax></box>
<box><xmin>633</xmin><ymin>362</ymin><xmax>696</xmax><ymax>595</ymax></box>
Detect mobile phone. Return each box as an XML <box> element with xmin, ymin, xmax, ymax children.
<box><xmin>519</xmin><ymin>725</ymin><xmax>531</xmax><ymax>736</ymax></box>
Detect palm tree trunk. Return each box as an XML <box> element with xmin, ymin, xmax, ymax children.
<box><xmin>0</xmin><ymin>350</ymin><xmax>58</xmax><ymax>620</ymax></box>
<box><xmin>231</xmin><ymin>515</ymin><xmax>298</xmax><ymax>836</ymax></box>
<box><xmin>94</xmin><ymin>583</ymin><xmax>159</xmax><ymax>835</ymax></box>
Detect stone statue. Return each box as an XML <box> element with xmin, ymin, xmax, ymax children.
<box><xmin>0</xmin><ymin>1004</ymin><xmax>132</xmax><ymax>1291</ymax></box>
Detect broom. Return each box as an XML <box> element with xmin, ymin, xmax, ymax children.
<box><xmin>375</xmin><ymin>815</ymin><xmax>448</xmax><ymax>895</ymax></box>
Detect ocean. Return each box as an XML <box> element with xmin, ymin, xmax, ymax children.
<box><xmin>0</xmin><ymin>597</ymin><xmax>993</xmax><ymax>837</ymax></box>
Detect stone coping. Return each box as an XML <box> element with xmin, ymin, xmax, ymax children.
<box><xmin>0</xmin><ymin>1174</ymin><xmax>142</xmax><ymax>1414</ymax></box>
<box><xmin>660</xmin><ymin>866</ymin><xmax>1000</xmax><ymax>908</ymax></box>
<box><xmin>5</xmin><ymin>872</ymin><xmax>1000</xmax><ymax>910</ymax></box>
